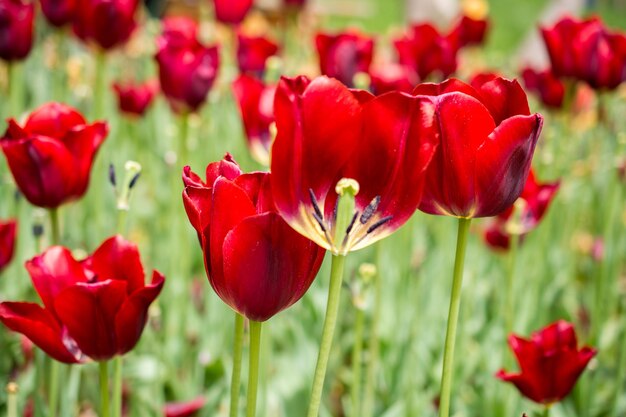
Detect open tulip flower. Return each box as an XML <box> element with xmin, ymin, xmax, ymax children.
<box><xmin>40</xmin><ymin>0</ymin><xmax>75</xmax><ymax>27</ymax></box>
<box><xmin>113</xmin><ymin>79</ymin><xmax>159</xmax><ymax>117</ymax></box>
<box><xmin>73</xmin><ymin>0</ymin><xmax>139</xmax><ymax>50</ymax></box>
<box><xmin>393</xmin><ymin>23</ymin><xmax>459</xmax><ymax>81</ymax></box>
<box><xmin>541</xmin><ymin>16</ymin><xmax>626</xmax><ymax>90</ymax></box>
<box><xmin>415</xmin><ymin>76</ymin><xmax>543</xmax><ymax>218</ymax></box>
<box><xmin>156</xmin><ymin>17</ymin><xmax>220</xmax><ymax>114</ymax></box>
<box><xmin>232</xmin><ymin>74</ymin><xmax>276</xmax><ymax>166</ymax></box>
<box><xmin>182</xmin><ymin>154</ymin><xmax>325</xmax><ymax>322</ymax></box>
<box><xmin>315</xmin><ymin>30</ymin><xmax>375</xmax><ymax>88</ymax></box>
<box><xmin>521</xmin><ymin>68</ymin><xmax>566</xmax><ymax>109</ymax></box>
<box><xmin>0</xmin><ymin>0</ymin><xmax>34</xmax><ymax>62</ymax></box>
<box><xmin>0</xmin><ymin>102</ymin><xmax>108</xmax><ymax>209</ymax></box>
<box><xmin>236</xmin><ymin>32</ymin><xmax>279</xmax><ymax>77</ymax></box>
<box><xmin>484</xmin><ymin>170</ymin><xmax>560</xmax><ymax>250</ymax></box>
<box><xmin>497</xmin><ymin>320</ymin><xmax>596</xmax><ymax>404</ymax></box>
<box><xmin>0</xmin><ymin>235</ymin><xmax>165</xmax><ymax>363</ymax></box>
<box><xmin>0</xmin><ymin>219</ymin><xmax>17</xmax><ymax>274</ymax></box>
<box><xmin>212</xmin><ymin>0</ymin><xmax>252</xmax><ymax>25</ymax></box>
<box><xmin>271</xmin><ymin>75</ymin><xmax>439</xmax><ymax>255</ymax></box>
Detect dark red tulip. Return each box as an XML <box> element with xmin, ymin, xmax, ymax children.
<box><xmin>212</xmin><ymin>0</ymin><xmax>252</xmax><ymax>25</ymax></box>
<box><xmin>163</xmin><ymin>396</ymin><xmax>205</xmax><ymax>417</ymax></box>
<box><xmin>541</xmin><ymin>16</ymin><xmax>626</xmax><ymax>90</ymax></box>
<box><xmin>182</xmin><ymin>154</ymin><xmax>325</xmax><ymax>322</ymax></box>
<box><xmin>155</xmin><ymin>17</ymin><xmax>220</xmax><ymax>114</ymax></box>
<box><xmin>496</xmin><ymin>320</ymin><xmax>596</xmax><ymax>404</ymax></box>
<box><xmin>0</xmin><ymin>0</ymin><xmax>34</xmax><ymax>62</ymax></box>
<box><xmin>521</xmin><ymin>68</ymin><xmax>565</xmax><ymax>109</ymax></box>
<box><xmin>483</xmin><ymin>170</ymin><xmax>560</xmax><ymax>250</ymax></box>
<box><xmin>415</xmin><ymin>77</ymin><xmax>543</xmax><ymax>218</ymax></box>
<box><xmin>1</xmin><ymin>102</ymin><xmax>108</xmax><ymax>209</ymax></box>
<box><xmin>393</xmin><ymin>23</ymin><xmax>459</xmax><ymax>81</ymax></box>
<box><xmin>369</xmin><ymin>63</ymin><xmax>418</xmax><ymax>95</ymax></box>
<box><xmin>40</xmin><ymin>0</ymin><xmax>75</xmax><ymax>27</ymax></box>
<box><xmin>113</xmin><ymin>79</ymin><xmax>159</xmax><ymax>117</ymax></box>
<box><xmin>73</xmin><ymin>0</ymin><xmax>139</xmax><ymax>50</ymax></box>
<box><xmin>283</xmin><ymin>0</ymin><xmax>306</xmax><ymax>7</ymax></box>
<box><xmin>0</xmin><ymin>235</ymin><xmax>165</xmax><ymax>363</ymax></box>
<box><xmin>448</xmin><ymin>15</ymin><xmax>489</xmax><ymax>48</ymax></box>
<box><xmin>315</xmin><ymin>30</ymin><xmax>375</xmax><ymax>87</ymax></box>
<box><xmin>236</xmin><ymin>32</ymin><xmax>279</xmax><ymax>77</ymax></box>
<box><xmin>0</xmin><ymin>219</ymin><xmax>17</xmax><ymax>273</ymax></box>
<box><xmin>270</xmin><ymin>76</ymin><xmax>439</xmax><ymax>254</ymax></box>
<box><xmin>232</xmin><ymin>74</ymin><xmax>276</xmax><ymax>165</ymax></box>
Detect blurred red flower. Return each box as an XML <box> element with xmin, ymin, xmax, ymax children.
<box><xmin>270</xmin><ymin>76</ymin><xmax>438</xmax><ymax>254</ymax></box>
<box><xmin>182</xmin><ymin>154</ymin><xmax>325</xmax><ymax>321</ymax></box>
<box><xmin>0</xmin><ymin>219</ymin><xmax>17</xmax><ymax>274</ymax></box>
<box><xmin>0</xmin><ymin>0</ymin><xmax>34</xmax><ymax>61</ymax></box>
<box><xmin>315</xmin><ymin>30</ymin><xmax>375</xmax><ymax>87</ymax></box>
<box><xmin>212</xmin><ymin>0</ymin><xmax>252</xmax><ymax>25</ymax></box>
<box><xmin>236</xmin><ymin>32</ymin><xmax>279</xmax><ymax>77</ymax></box>
<box><xmin>496</xmin><ymin>320</ymin><xmax>596</xmax><ymax>404</ymax></box>
<box><xmin>0</xmin><ymin>236</ymin><xmax>165</xmax><ymax>363</ymax></box>
<box><xmin>415</xmin><ymin>77</ymin><xmax>543</xmax><ymax>218</ymax></box>
<box><xmin>232</xmin><ymin>74</ymin><xmax>276</xmax><ymax>165</ymax></box>
<box><xmin>73</xmin><ymin>0</ymin><xmax>139</xmax><ymax>50</ymax></box>
<box><xmin>163</xmin><ymin>396</ymin><xmax>205</xmax><ymax>417</ymax></box>
<box><xmin>40</xmin><ymin>0</ymin><xmax>75</xmax><ymax>27</ymax></box>
<box><xmin>113</xmin><ymin>79</ymin><xmax>159</xmax><ymax>117</ymax></box>
<box><xmin>0</xmin><ymin>103</ymin><xmax>108</xmax><ymax>208</ymax></box>
<box><xmin>521</xmin><ymin>68</ymin><xmax>565</xmax><ymax>109</ymax></box>
<box><xmin>393</xmin><ymin>23</ymin><xmax>458</xmax><ymax>81</ymax></box>
<box><xmin>368</xmin><ymin>62</ymin><xmax>418</xmax><ymax>95</ymax></box>
<box><xmin>155</xmin><ymin>17</ymin><xmax>219</xmax><ymax>114</ymax></box>
<box><xmin>483</xmin><ymin>170</ymin><xmax>560</xmax><ymax>250</ymax></box>
<box><xmin>449</xmin><ymin>15</ymin><xmax>489</xmax><ymax>47</ymax></box>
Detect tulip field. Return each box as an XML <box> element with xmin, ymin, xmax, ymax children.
<box><xmin>0</xmin><ymin>0</ymin><xmax>625</xmax><ymax>416</ymax></box>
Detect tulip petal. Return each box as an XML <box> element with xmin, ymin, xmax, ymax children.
<box><xmin>24</xmin><ymin>103</ymin><xmax>87</xmax><ymax>138</ymax></box>
<box><xmin>221</xmin><ymin>212</ymin><xmax>325</xmax><ymax>321</ymax></box>
<box><xmin>0</xmin><ymin>302</ymin><xmax>79</xmax><ymax>363</ymax></box>
<box><xmin>89</xmin><ymin>235</ymin><xmax>145</xmax><ymax>293</ymax></box>
<box><xmin>54</xmin><ymin>280</ymin><xmax>128</xmax><ymax>361</ymax></box>
<box><xmin>471</xmin><ymin>77</ymin><xmax>530</xmax><ymax>124</ymax></box>
<box><xmin>114</xmin><ymin>271</ymin><xmax>164</xmax><ymax>355</ymax></box>
<box><xmin>61</xmin><ymin>122</ymin><xmax>108</xmax><ymax>197</ymax></box>
<box><xmin>474</xmin><ymin>114</ymin><xmax>542</xmax><ymax>217</ymax></box>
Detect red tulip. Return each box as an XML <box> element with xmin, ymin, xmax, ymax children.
<box><xmin>236</xmin><ymin>32</ymin><xmax>279</xmax><ymax>77</ymax></box>
<box><xmin>113</xmin><ymin>79</ymin><xmax>159</xmax><ymax>117</ymax></box>
<box><xmin>0</xmin><ymin>102</ymin><xmax>108</xmax><ymax>209</ymax></box>
<box><xmin>283</xmin><ymin>0</ymin><xmax>306</xmax><ymax>7</ymax></box>
<box><xmin>270</xmin><ymin>76</ymin><xmax>439</xmax><ymax>254</ymax></box>
<box><xmin>521</xmin><ymin>68</ymin><xmax>565</xmax><ymax>109</ymax></box>
<box><xmin>73</xmin><ymin>0</ymin><xmax>139</xmax><ymax>50</ymax></box>
<box><xmin>393</xmin><ymin>23</ymin><xmax>459</xmax><ymax>81</ymax></box>
<box><xmin>212</xmin><ymin>0</ymin><xmax>252</xmax><ymax>25</ymax></box>
<box><xmin>0</xmin><ymin>0</ymin><xmax>34</xmax><ymax>62</ymax></box>
<box><xmin>315</xmin><ymin>30</ymin><xmax>375</xmax><ymax>87</ymax></box>
<box><xmin>0</xmin><ymin>236</ymin><xmax>165</xmax><ymax>363</ymax></box>
<box><xmin>483</xmin><ymin>170</ymin><xmax>560</xmax><ymax>250</ymax></box>
<box><xmin>40</xmin><ymin>0</ymin><xmax>75</xmax><ymax>27</ymax></box>
<box><xmin>182</xmin><ymin>155</ymin><xmax>325</xmax><ymax>322</ymax></box>
<box><xmin>448</xmin><ymin>15</ymin><xmax>489</xmax><ymax>48</ymax></box>
<box><xmin>414</xmin><ymin>77</ymin><xmax>543</xmax><ymax>218</ymax></box>
<box><xmin>0</xmin><ymin>219</ymin><xmax>17</xmax><ymax>273</ymax></box>
<box><xmin>232</xmin><ymin>74</ymin><xmax>276</xmax><ymax>165</ymax></box>
<box><xmin>163</xmin><ymin>396</ymin><xmax>205</xmax><ymax>417</ymax></box>
<box><xmin>496</xmin><ymin>320</ymin><xmax>596</xmax><ymax>404</ymax></box>
<box><xmin>369</xmin><ymin>63</ymin><xmax>418</xmax><ymax>95</ymax></box>
<box><xmin>541</xmin><ymin>16</ymin><xmax>626</xmax><ymax>90</ymax></box>
<box><xmin>155</xmin><ymin>17</ymin><xmax>220</xmax><ymax>114</ymax></box>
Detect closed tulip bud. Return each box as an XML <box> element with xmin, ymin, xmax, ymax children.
<box><xmin>40</xmin><ymin>0</ymin><xmax>75</xmax><ymax>27</ymax></box>
<box><xmin>0</xmin><ymin>0</ymin><xmax>34</xmax><ymax>62</ymax></box>
<box><xmin>73</xmin><ymin>0</ymin><xmax>139</xmax><ymax>50</ymax></box>
<box><xmin>212</xmin><ymin>0</ymin><xmax>252</xmax><ymax>25</ymax></box>
<box><xmin>0</xmin><ymin>219</ymin><xmax>17</xmax><ymax>274</ymax></box>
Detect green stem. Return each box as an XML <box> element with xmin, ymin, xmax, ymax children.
<box><xmin>7</xmin><ymin>382</ymin><xmax>18</xmax><ymax>417</ymax></box>
<box><xmin>117</xmin><ymin>209</ymin><xmax>128</xmax><ymax>237</ymax></box>
<box><xmin>49</xmin><ymin>208</ymin><xmax>60</xmax><ymax>246</ymax></box>
<box><xmin>541</xmin><ymin>405</ymin><xmax>551</xmax><ymax>417</ymax></box>
<box><xmin>505</xmin><ymin>235</ymin><xmax>519</xmax><ymax>336</ymax></box>
<box><xmin>8</xmin><ymin>62</ymin><xmax>20</xmax><ymax>118</ymax></box>
<box><xmin>307</xmin><ymin>254</ymin><xmax>347</xmax><ymax>417</ymax></box>
<box><xmin>94</xmin><ymin>51</ymin><xmax>107</xmax><ymax>119</ymax></box>
<box><xmin>351</xmin><ymin>307</ymin><xmax>365</xmax><ymax>417</ymax></box>
<box><xmin>113</xmin><ymin>357</ymin><xmax>123</xmax><ymax>417</ymax></box>
<box><xmin>438</xmin><ymin>217</ymin><xmax>471</xmax><ymax>417</ymax></box>
<box><xmin>48</xmin><ymin>360</ymin><xmax>59</xmax><ymax>417</ymax></box>
<box><xmin>230</xmin><ymin>313</ymin><xmax>245</xmax><ymax>417</ymax></box>
<box><xmin>362</xmin><ymin>247</ymin><xmax>382</xmax><ymax>417</ymax></box>
<box><xmin>178</xmin><ymin>112</ymin><xmax>190</xmax><ymax>168</ymax></box>
<box><xmin>246</xmin><ymin>321</ymin><xmax>263</xmax><ymax>417</ymax></box>
<box><xmin>99</xmin><ymin>362</ymin><xmax>111</xmax><ymax>417</ymax></box>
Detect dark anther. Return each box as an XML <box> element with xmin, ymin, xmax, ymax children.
<box><xmin>129</xmin><ymin>173</ymin><xmax>141</xmax><ymax>189</ymax></box>
<box><xmin>32</xmin><ymin>224</ymin><xmax>44</xmax><ymax>238</ymax></box>
<box><xmin>367</xmin><ymin>216</ymin><xmax>393</xmax><ymax>234</ymax></box>
<box><xmin>312</xmin><ymin>211</ymin><xmax>326</xmax><ymax>232</ymax></box>
<box><xmin>360</xmin><ymin>196</ymin><xmax>381</xmax><ymax>224</ymax></box>
<box><xmin>346</xmin><ymin>211</ymin><xmax>359</xmax><ymax>235</ymax></box>
<box><xmin>109</xmin><ymin>164</ymin><xmax>116</xmax><ymax>186</ymax></box>
<box><xmin>309</xmin><ymin>188</ymin><xmax>323</xmax><ymax>219</ymax></box>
